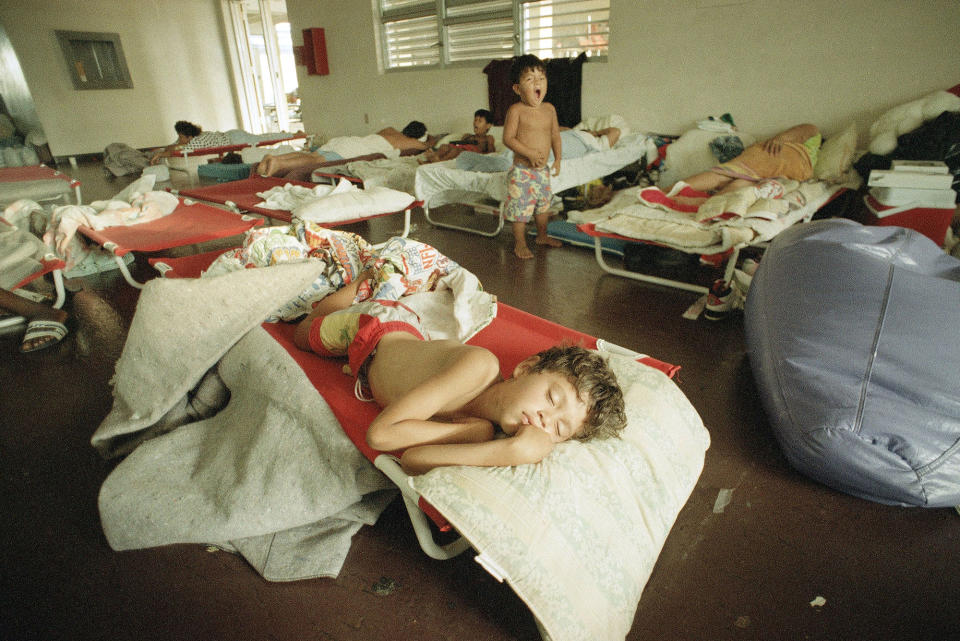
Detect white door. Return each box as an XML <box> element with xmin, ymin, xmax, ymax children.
<box><xmin>226</xmin><ymin>0</ymin><xmax>302</xmax><ymax>133</ymax></box>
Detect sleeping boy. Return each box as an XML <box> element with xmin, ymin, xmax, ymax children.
<box><xmin>293</xmin><ymin>302</ymin><xmax>626</xmax><ymax>475</ymax></box>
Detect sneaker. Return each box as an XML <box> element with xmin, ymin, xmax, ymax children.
<box><xmin>704</xmin><ymin>279</ymin><xmax>733</xmax><ymax>321</ymax></box>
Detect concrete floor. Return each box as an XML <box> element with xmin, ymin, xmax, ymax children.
<box><xmin>1</xmin><ymin>160</ymin><xmax>958</xmax><ymax>641</ymax></box>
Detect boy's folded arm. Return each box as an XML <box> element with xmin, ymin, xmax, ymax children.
<box><xmin>399</xmin><ymin>428</ymin><xmax>554</xmax><ymax>475</ymax></box>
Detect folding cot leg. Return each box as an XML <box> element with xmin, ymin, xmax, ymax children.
<box><xmin>101</xmin><ymin>242</ymin><xmax>144</xmax><ymax>289</ymax></box>
<box><xmin>592</xmin><ymin>237</ymin><xmax>709</xmax><ymax>295</ymax></box>
<box><xmin>51</xmin><ymin>268</ymin><xmax>66</xmax><ymax>309</ymax></box>
<box><xmin>374</xmin><ymin>455</ymin><xmax>472</xmax><ymax>561</ymax></box>
<box><xmin>422</xmin><ymin>203</ymin><xmax>504</xmax><ymax>237</ymax></box>
<box><xmin>721</xmin><ymin>246</ymin><xmax>741</xmax><ymax>284</ymax></box>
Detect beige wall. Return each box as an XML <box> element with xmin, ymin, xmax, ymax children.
<box><xmin>289</xmin><ymin>0</ymin><xmax>960</xmax><ymax>143</ymax></box>
<box><xmin>0</xmin><ymin>0</ymin><xmax>240</xmax><ymax>156</ymax></box>
<box><xmin>2</xmin><ymin>0</ymin><xmax>957</xmax><ymax>156</ymax></box>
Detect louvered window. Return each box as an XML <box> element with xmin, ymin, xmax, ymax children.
<box><xmin>521</xmin><ymin>0</ymin><xmax>609</xmax><ymax>60</ymax></box>
<box><xmin>380</xmin><ymin>0</ymin><xmax>441</xmax><ymax>68</ymax></box>
<box><xmin>443</xmin><ymin>0</ymin><xmax>515</xmax><ymax>64</ymax></box>
<box><xmin>378</xmin><ymin>0</ymin><xmax>609</xmax><ymax>70</ymax></box>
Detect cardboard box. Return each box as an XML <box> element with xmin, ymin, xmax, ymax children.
<box><xmin>863</xmin><ymin>191</ymin><xmax>955</xmax><ymax>245</ymax></box>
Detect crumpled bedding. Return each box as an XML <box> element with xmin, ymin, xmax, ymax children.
<box><xmin>0</xmin><ymin>203</ymin><xmax>50</xmax><ymax>289</ymax></box>
<box><xmin>344</xmin><ymin>156</ymin><xmax>421</xmax><ymax>194</ymax></box>
<box><xmin>255</xmin><ymin>177</ymin><xmax>359</xmax><ymax>210</ymax></box>
<box><xmin>91</xmin><ymin>260</ymin><xmax>496</xmax><ymax>582</ymax></box>
<box><xmin>415</xmin><ymin>133</ymin><xmax>657</xmax><ymax>208</ymax></box>
<box><xmin>202</xmin><ymin>227</ymin><xmax>464</xmax><ymax>325</ymax></box>
<box><xmin>570</xmin><ymin>176</ymin><xmax>857</xmax><ymax>254</ymax></box>
<box><xmin>40</xmin><ymin>175</ymin><xmax>178</xmax><ymax>268</ymax></box>
<box><xmin>102</xmin><ymin>142</ymin><xmax>152</xmax><ymax>177</ymax></box>
<box><xmin>254</xmin><ymin>177</ymin><xmax>415</xmax><ymax>223</ymax></box>
<box><xmin>319</xmin><ymin>134</ymin><xmax>400</xmax><ymax>160</ymax></box>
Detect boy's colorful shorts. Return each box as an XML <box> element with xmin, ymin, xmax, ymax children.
<box><xmin>503</xmin><ymin>164</ymin><xmax>553</xmax><ymax>223</ymax></box>
<box><xmin>307</xmin><ymin>299</ymin><xmax>425</xmax><ymax>378</ymax></box>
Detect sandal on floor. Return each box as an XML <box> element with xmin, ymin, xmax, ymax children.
<box><xmin>19</xmin><ymin>319</ymin><xmax>68</xmax><ymax>353</ymax></box>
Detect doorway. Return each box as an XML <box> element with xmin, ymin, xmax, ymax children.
<box><xmin>226</xmin><ymin>0</ymin><xmax>302</xmax><ymax>134</ymax></box>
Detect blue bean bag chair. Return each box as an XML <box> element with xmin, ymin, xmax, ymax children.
<box><xmin>745</xmin><ymin>219</ymin><xmax>960</xmax><ymax>507</ymax></box>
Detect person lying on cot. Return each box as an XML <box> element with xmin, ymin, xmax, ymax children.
<box><xmin>293</xmin><ymin>299</ymin><xmax>627</xmax><ymax>475</ymax></box>
<box><xmin>675</xmin><ymin>123</ymin><xmax>821</xmax><ymax>197</ymax></box>
<box><xmin>150</xmin><ymin>120</ymin><xmax>298</xmax><ymax>165</ymax></box>
<box><xmin>418</xmin><ymin>109</ymin><xmax>496</xmax><ymax>164</ymax></box>
<box><xmin>254</xmin><ymin>121</ymin><xmax>439</xmax><ymax>177</ymax></box>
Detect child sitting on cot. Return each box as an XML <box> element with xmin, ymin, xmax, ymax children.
<box><xmin>502</xmin><ymin>55</ymin><xmax>564</xmax><ymax>259</ymax></box>
<box><xmin>419</xmin><ymin>109</ymin><xmax>496</xmax><ymax>163</ymax></box>
<box><xmin>293</xmin><ymin>302</ymin><xmax>626</xmax><ymax>475</ymax></box>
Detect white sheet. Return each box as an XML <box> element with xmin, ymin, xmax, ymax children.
<box><xmin>320</xmin><ymin>134</ymin><xmax>400</xmax><ymax>160</ymax></box>
<box><xmin>414</xmin><ymin>133</ymin><xmax>657</xmax><ymax>208</ymax></box>
<box><xmin>343</xmin><ymin>156</ymin><xmax>421</xmax><ymax>194</ymax></box>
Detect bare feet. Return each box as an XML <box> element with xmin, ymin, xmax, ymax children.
<box><xmin>514</xmin><ymin>243</ymin><xmax>534</xmax><ymax>259</ymax></box>
<box><xmin>535</xmin><ymin>235</ymin><xmax>562</xmax><ymax>248</ymax></box>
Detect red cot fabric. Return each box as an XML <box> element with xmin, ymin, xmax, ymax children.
<box><xmin>0</xmin><ymin>164</ymin><xmax>80</xmax><ymax>187</ymax></box>
<box><xmin>77</xmin><ymin>200</ymin><xmax>261</xmax><ymax>255</ymax></box>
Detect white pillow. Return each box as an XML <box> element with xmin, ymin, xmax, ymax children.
<box><xmin>293</xmin><ymin>186</ymin><xmax>414</xmax><ymax>223</ymax></box>
<box><xmin>814</xmin><ymin>123</ymin><xmax>859</xmax><ymax>183</ymax></box>
<box><xmin>410</xmin><ymin>354</ymin><xmax>710</xmax><ymax>641</ymax></box>
<box><xmin>575</xmin><ymin>113</ymin><xmax>630</xmax><ymax>137</ymax></box>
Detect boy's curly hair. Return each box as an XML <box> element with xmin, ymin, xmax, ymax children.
<box><xmin>528</xmin><ymin>345</ymin><xmax>627</xmax><ymax>441</ymax></box>
<box><xmin>510</xmin><ymin>54</ymin><xmax>546</xmax><ymax>85</ymax></box>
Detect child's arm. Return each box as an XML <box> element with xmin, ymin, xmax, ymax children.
<box><xmin>480</xmin><ymin>134</ymin><xmax>495</xmax><ymax>153</ymax></box>
<box><xmin>761</xmin><ymin>123</ymin><xmax>819</xmax><ymax>155</ymax></box>
<box><xmin>399</xmin><ymin>424</ymin><xmax>555</xmax><ymax>475</ymax></box>
<box><xmin>550</xmin><ymin>108</ymin><xmax>562</xmax><ymax>176</ymax></box>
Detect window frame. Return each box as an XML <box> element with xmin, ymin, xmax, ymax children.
<box><xmin>376</xmin><ymin>0</ymin><xmax>608</xmax><ymax>72</ymax></box>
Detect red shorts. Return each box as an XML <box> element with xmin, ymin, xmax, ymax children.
<box><xmin>307</xmin><ymin>299</ymin><xmax>425</xmax><ymax>379</ymax></box>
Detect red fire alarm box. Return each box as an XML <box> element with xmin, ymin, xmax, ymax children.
<box><xmin>302</xmin><ymin>28</ymin><xmax>329</xmax><ymax>76</ymax></box>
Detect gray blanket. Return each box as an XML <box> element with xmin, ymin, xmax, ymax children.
<box><xmin>92</xmin><ymin>261</ymin><xmax>496</xmax><ymax>581</ymax></box>
<box><xmin>103</xmin><ymin>142</ymin><xmax>152</xmax><ymax>177</ymax></box>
